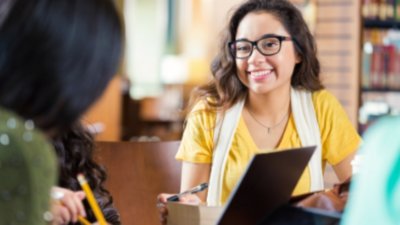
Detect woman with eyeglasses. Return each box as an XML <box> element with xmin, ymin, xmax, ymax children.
<box><xmin>158</xmin><ymin>0</ymin><xmax>360</xmax><ymax>223</ymax></box>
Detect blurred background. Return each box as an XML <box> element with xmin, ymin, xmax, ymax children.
<box><xmin>83</xmin><ymin>0</ymin><xmax>400</xmax><ymax>142</ymax></box>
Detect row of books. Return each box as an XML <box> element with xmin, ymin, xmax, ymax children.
<box><xmin>358</xmin><ymin>91</ymin><xmax>400</xmax><ymax>133</ymax></box>
<box><xmin>362</xmin><ymin>29</ymin><xmax>400</xmax><ymax>89</ymax></box>
<box><xmin>358</xmin><ymin>100</ymin><xmax>392</xmax><ymax>133</ymax></box>
<box><xmin>362</xmin><ymin>0</ymin><xmax>400</xmax><ymax>21</ymax></box>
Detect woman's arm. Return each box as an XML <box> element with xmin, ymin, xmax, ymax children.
<box><xmin>157</xmin><ymin>162</ymin><xmax>210</xmax><ymax>225</ymax></box>
<box><xmin>180</xmin><ymin>162</ymin><xmax>211</xmax><ymax>202</ymax></box>
<box><xmin>332</xmin><ymin>151</ymin><xmax>356</xmax><ymax>182</ymax></box>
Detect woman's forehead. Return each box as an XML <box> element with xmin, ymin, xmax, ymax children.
<box><xmin>235</xmin><ymin>12</ymin><xmax>289</xmax><ymax>40</ymax></box>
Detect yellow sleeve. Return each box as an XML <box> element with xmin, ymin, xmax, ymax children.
<box><xmin>313</xmin><ymin>90</ymin><xmax>362</xmax><ymax>165</ymax></box>
<box><xmin>175</xmin><ymin>101</ymin><xmax>216</xmax><ymax>163</ymax></box>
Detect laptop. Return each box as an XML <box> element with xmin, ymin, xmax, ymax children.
<box><xmin>216</xmin><ymin>146</ymin><xmax>316</xmax><ymax>225</ymax></box>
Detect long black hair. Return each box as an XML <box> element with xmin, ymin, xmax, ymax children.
<box><xmin>52</xmin><ymin>123</ymin><xmax>121</xmax><ymax>225</ymax></box>
<box><xmin>0</xmin><ymin>0</ymin><xmax>123</xmax><ymax>134</ymax></box>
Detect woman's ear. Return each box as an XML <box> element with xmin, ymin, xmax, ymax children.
<box><xmin>295</xmin><ymin>53</ymin><xmax>302</xmax><ymax>64</ymax></box>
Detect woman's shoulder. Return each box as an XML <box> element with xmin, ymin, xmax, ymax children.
<box><xmin>188</xmin><ymin>98</ymin><xmax>218</xmax><ymax>117</ymax></box>
<box><xmin>184</xmin><ymin>98</ymin><xmax>220</xmax><ymax>133</ymax></box>
<box><xmin>311</xmin><ymin>89</ymin><xmax>337</xmax><ymax>101</ymax></box>
<box><xmin>311</xmin><ymin>89</ymin><xmax>343</xmax><ymax>109</ymax></box>
<box><xmin>0</xmin><ymin>107</ymin><xmax>56</xmax><ymax>172</ymax></box>
<box><xmin>0</xmin><ymin>107</ymin><xmax>57</xmax><ymax>225</ymax></box>
<box><xmin>0</xmin><ymin>107</ymin><xmax>51</xmax><ymax>146</ymax></box>
<box><xmin>0</xmin><ymin>106</ymin><xmax>56</xmax><ymax>169</ymax></box>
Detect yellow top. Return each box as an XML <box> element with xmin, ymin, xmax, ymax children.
<box><xmin>176</xmin><ymin>89</ymin><xmax>361</xmax><ymax>204</ymax></box>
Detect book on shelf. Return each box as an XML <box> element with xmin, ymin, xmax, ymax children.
<box><xmin>362</xmin><ymin>29</ymin><xmax>400</xmax><ymax>89</ymax></box>
<box><xmin>362</xmin><ymin>44</ymin><xmax>372</xmax><ymax>89</ymax></box>
<box><xmin>363</xmin><ymin>0</ymin><xmax>379</xmax><ymax>19</ymax></box>
<box><xmin>395</xmin><ymin>48</ymin><xmax>400</xmax><ymax>88</ymax></box>
<box><xmin>396</xmin><ymin>0</ymin><xmax>400</xmax><ymax>20</ymax></box>
<box><xmin>363</xmin><ymin>0</ymin><xmax>400</xmax><ymax>21</ymax></box>
<box><xmin>385</xmin><ymin>45</ymin><xmax>397</xmax><ymax>88</ymax></box>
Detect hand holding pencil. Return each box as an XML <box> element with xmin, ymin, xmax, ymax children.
<box><xmin>157</xmin><ymin>183</ymin><xmax>208</xmax><ymax>225</ymax></box>
<box><xmin>77</xmin><ymin>173</ymin><xmax>108</xmax><ymax>225</ymax></box>
<box><xmin>49</xmin><ymin>174</ymin><xmax>110</xmax><ymax>225</ymax></box>
<box><xmin>50</xmin><ymin>187</ymin><xmax>87</xmax><ymax>225</ymax></box>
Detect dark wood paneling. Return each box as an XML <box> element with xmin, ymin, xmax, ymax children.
<box><xmin>95</xmin><ymin>141</ymin><xmax>181</xmax><ymax>225</ymax></box>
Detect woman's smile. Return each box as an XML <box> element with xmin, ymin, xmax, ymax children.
<box><xmin>248</xmin><ymin>69</ymin><xmax>274</xmax><ymax>82</ymax></box>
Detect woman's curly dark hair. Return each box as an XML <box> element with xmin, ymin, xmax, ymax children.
<box><xmin>52</xmin><ymin>123</ymin><xmax>121</xmax><ymax>225</ymax></box>
<box><xmin>188</xmin><ymin>0</ymin><xmax>323</xmax><ymax>112</ymax></box>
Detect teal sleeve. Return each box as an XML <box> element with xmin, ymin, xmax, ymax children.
<box><xmin>341</xmin><ymin>116</ymin><xmax>400</xmax><ymax>225</ymax></box>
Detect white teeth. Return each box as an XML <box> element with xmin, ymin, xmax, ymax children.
<box><xmin>250</xmin><ymin>70</ymin><xmax>272</xmax><ymax>77</ymax></box>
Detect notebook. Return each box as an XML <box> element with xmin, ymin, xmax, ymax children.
<box><xmin>216</xmin><ymin>146</ymin><xmax>316</xmax><ymax>225</ymax></box>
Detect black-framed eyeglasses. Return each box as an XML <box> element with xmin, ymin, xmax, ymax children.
<box><xmin>228</xmin><ymin>34</ymin><xmax>293</xmax><ymax>59</ymax></box>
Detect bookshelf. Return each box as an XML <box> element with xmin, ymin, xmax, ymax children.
<box><xmin>364</xmin><ymin>19</ymin><xmax>400</xmax><ymax>29</ymax></box>
<box><xmin>361</xmin><ymin>87</ymin><xmax>400</xmax><ymax>93</ymax></box>
<box><xmin>360</xmin><ymin>0</ymin><xmax>400</xmax><ymax>132</ymax></box>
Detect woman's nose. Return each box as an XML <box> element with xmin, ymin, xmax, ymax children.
<box><xmin>247</xmin><ymin>46</ymin><xmax>265</xmax><ymax>64</ymax></box>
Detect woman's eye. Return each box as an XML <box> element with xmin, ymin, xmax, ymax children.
<box><xmin>236</xmin><ymin>45</ymin><xmax>251</xmax><ymax>52</ymax></box>
<box><xmin>263</xmin><ymin>41</ymin><xmax>278</xmax><ymax>48</ymax></box>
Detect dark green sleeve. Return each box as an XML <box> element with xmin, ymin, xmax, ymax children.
<box><xmin>0</xmin><ymin>110</ymin><xmax>57</xmax><ymax>225</ymax></box>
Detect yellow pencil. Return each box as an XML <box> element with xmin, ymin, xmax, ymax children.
<box><xmin>77</xmin><ymin>173</ymin><xmax>107</xmax><ymax>225</ymax></box>
<box><xmin>78</xmin><ymin>216</ymin><xmax>91</xmax><ymax>225</ymax></box>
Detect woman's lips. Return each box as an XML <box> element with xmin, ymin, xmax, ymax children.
<box><xmin>248</xmin><ymin>70</ymin><xmax>273</xmax><ymax>81</ymax></box>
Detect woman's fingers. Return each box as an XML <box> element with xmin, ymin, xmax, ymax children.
<box><xmin>157</xmin><ymin>193</ymin><xmax>174</xmax><ymax>203</ymax></box>
<box><xmin>179</xmin><ymin>194</ymin><xmax>201</xmax><ymax>205</ymax></box>
<box><xmin>157</xmin><ymin>193</ymin><xmax>175</xmax><ymax>225</ymax></box>
<box><xmin>51</xmin><ymin>187</ymin><xmax>87</xmax><ymax>223</ymax></box>
<box><xmin>72</xmin><ymin>191</ymin><xmax>86</xmax><ymax>217</ymax></box>
<box><xmin>296</xmin><ymin>190</ymin><xmax>346</xmax><ymax>212</ymax></box>
<box><xmin>60</xmin><ymin>191</ymin><xmax>82</xmax><ymax>222</ymax></box>
<box><xmin>51</xmin><ymin>203</ymin><xmax>71</xmax><ymax>225</ymax></box>
<box><xmin>157</xmin><ymin>193</ymin><xmax>202</xmax><ymax>225</ymax></box>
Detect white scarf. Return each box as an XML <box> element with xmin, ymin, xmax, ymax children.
<box><xmin>207</xmin><ymin>87</ymin><xmax>324</xmax><ymax>206</ymax></box>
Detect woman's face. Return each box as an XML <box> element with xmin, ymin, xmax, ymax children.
<box><xmin>234</xmin><ymin>12</ymin><xmax>300</xmax><ymax>95</ymax></box>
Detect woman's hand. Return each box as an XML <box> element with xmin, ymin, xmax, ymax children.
<box><xmin>157</xmin><ymin>193</ymin><xmax>201</xmax><ymax>225</ymax></box>
<box><xmin>50</xmin><ymin>186</ymin><xmax>87</xmax><ymax>225</ymax></box>
<box><xmin>295</xmin><ymin>190</ymin><xmax>345</xmax><ymax>211</ymax></box>
<box><xmin>296</xmin><ymin>179</ymin><xmax>350</xmax><ymax>212</ymax></box>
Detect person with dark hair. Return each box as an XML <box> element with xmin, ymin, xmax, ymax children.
<box><xmin>51</xmin><ymin>123</ymin><xmax>121</xmax><ymax>225</ymax></box>
<box><xmin>0</xmin><ymin>0</ymin><xmax>123</xmax><ymax>224</ymax></box>
<box><xmin>158</xmin><ymin>0</ymin><xmax>360</xmax><ymax>223</ymax></box>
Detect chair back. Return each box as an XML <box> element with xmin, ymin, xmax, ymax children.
<box><xmin>95</xmin><ymin>141</ymin><xmax>181</xmax><ymax>225</ymax></box>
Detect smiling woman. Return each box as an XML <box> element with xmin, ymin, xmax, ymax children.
<box><xmin>229</xmin><ymin>34</ymin><xmax>294</xmax><ymax>59</ymax></box>
<box><xmin>157</xmin><ymin>1</ymin><xmax>361</xmax><ymax>224</ymax></box>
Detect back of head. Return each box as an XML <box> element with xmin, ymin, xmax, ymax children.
<box><xmin>0</xmin><ymin>0</ymin><xmax>123</xmax><ymax>133</ymax></box>
<box><xmin>206</xmin><ymin>0</ymin><xmax>321</xmax><ymax>109</ymax></box>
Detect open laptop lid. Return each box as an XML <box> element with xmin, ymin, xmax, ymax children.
<box><xmin>217</xmin><ymin>146</ymin><xmax>316</xmax><ymax>225</ymax></box>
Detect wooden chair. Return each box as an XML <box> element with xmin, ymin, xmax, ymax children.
<box><xmin>94</xmin><ymin>141</ymin><xmax>181</xmax><ymax>225</ymax></box>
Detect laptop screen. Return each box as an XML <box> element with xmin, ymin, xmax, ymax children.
<box><xmin>217</xmin><ymin>146</ymin><xmax>316</xmax><ymax>225</ymax></box>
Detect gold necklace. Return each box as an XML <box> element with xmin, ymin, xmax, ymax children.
<box><xmin>247</xmin><ymin>108</ymin><xmax>289</xmax><ymax>134</ymax></box>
